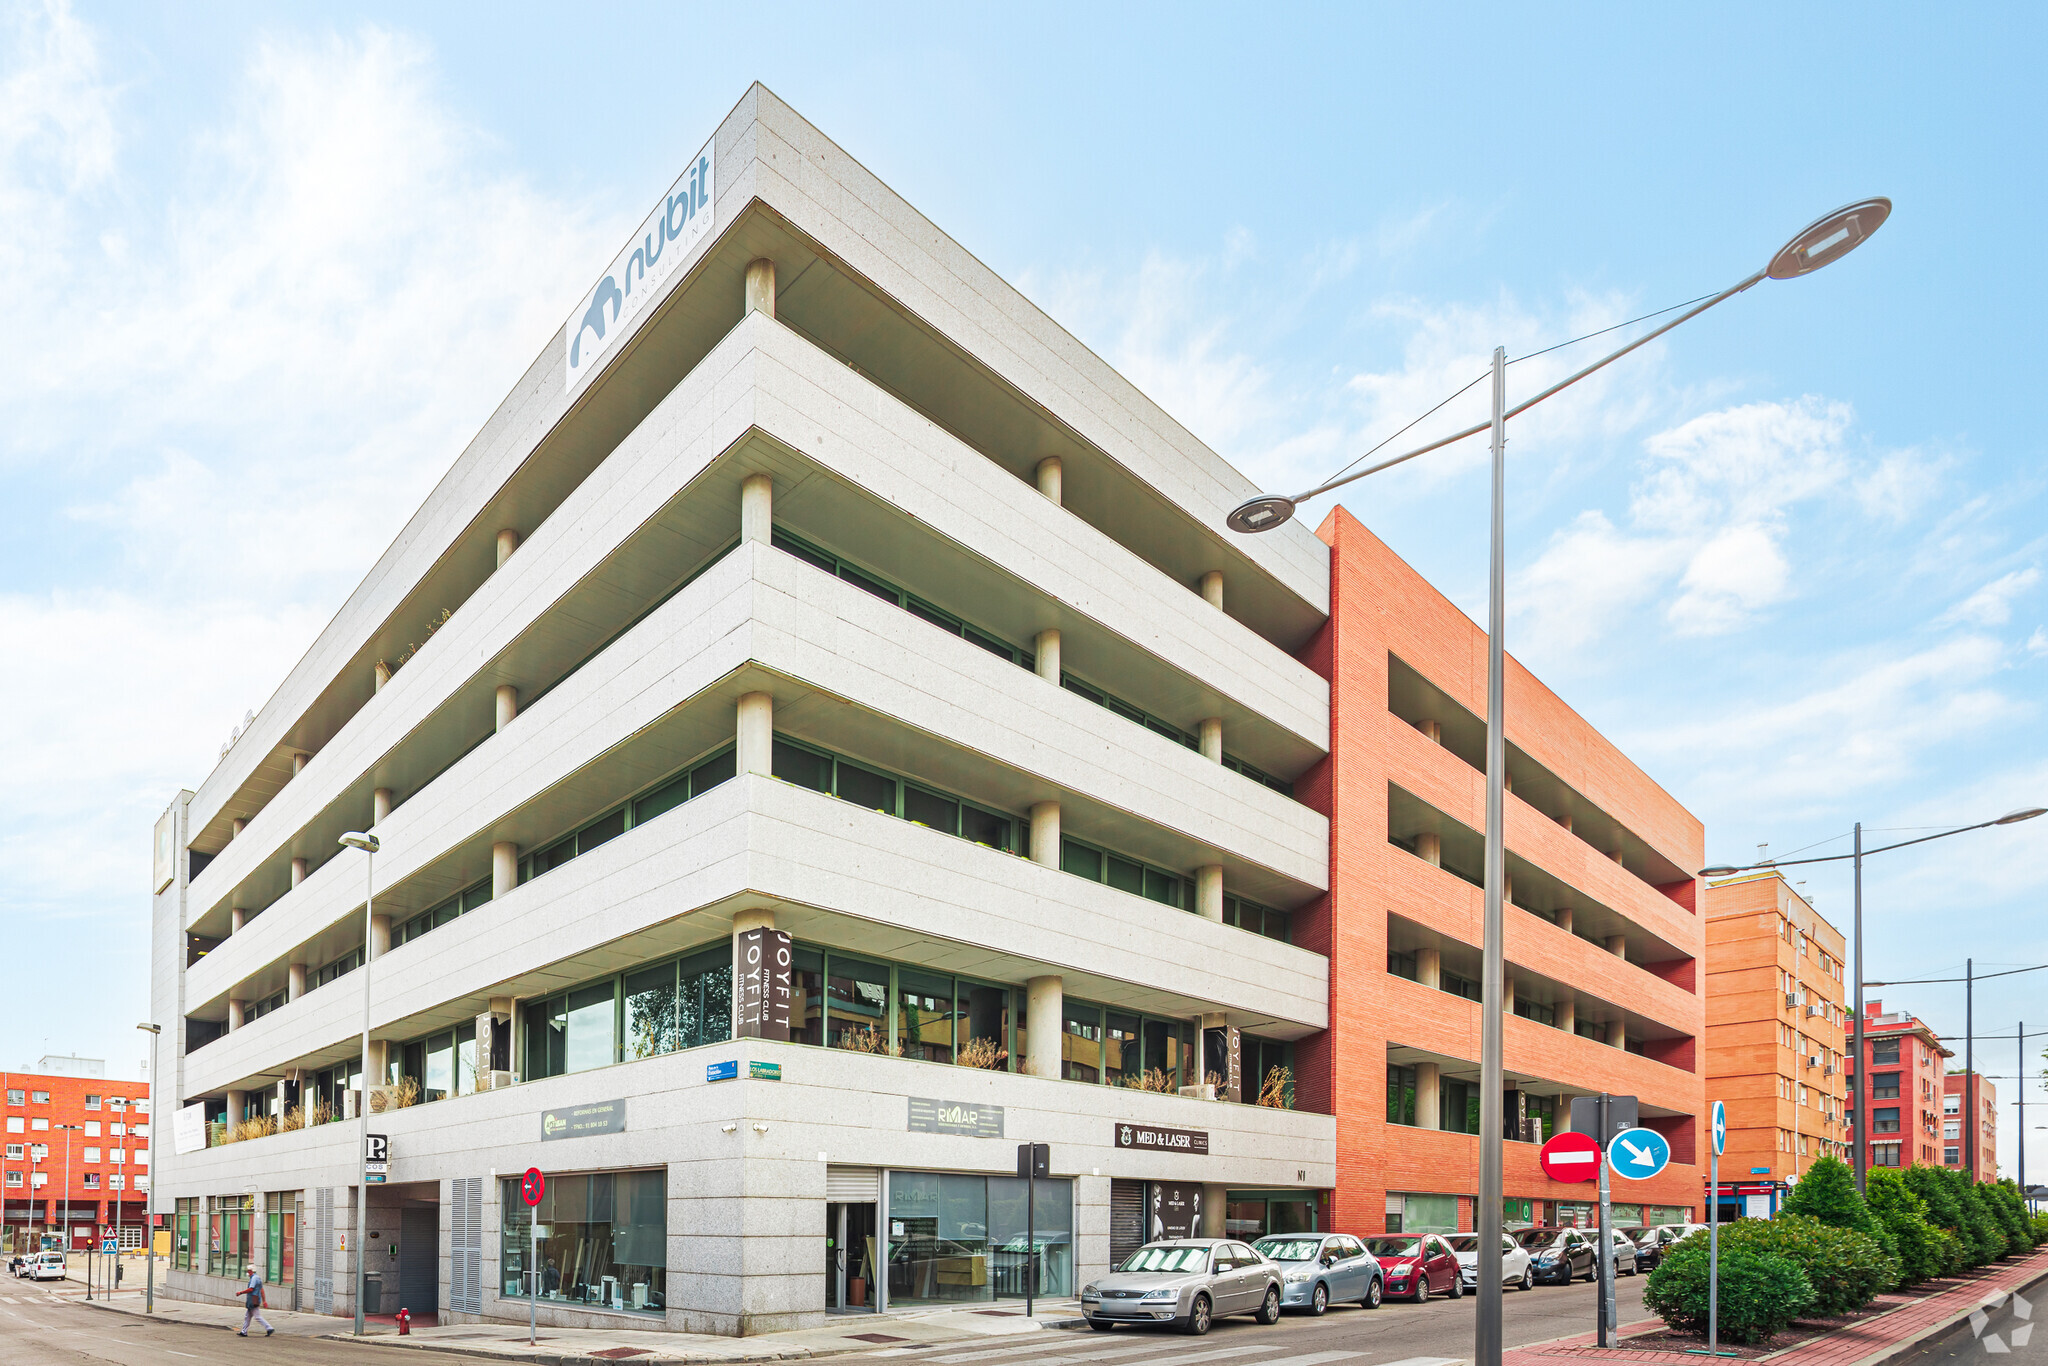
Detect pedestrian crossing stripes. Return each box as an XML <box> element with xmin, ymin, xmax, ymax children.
<box><xmin>929</xmin><ymin>1341</ymin><xmax>1169</xmax><ymax>1363</ymax></box>
<box><xmin>912</xmin><ymin>1336</ymin><xmax>1467</xmax><ymax>1366</ymax></box>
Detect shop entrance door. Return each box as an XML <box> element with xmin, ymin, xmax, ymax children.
<box><xmin>826</xmin><ymin>1203</ymin><xmax>878</xmax><ymax>1312</ymax></box>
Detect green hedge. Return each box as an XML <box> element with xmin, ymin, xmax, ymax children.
<box><xmin>1865</xmin><ymin>1169</ymin><xmax>1946</xmax><ymax>1286</ymax></box>
<box><xmin>1645</xmin><ymin>1240</ymin><xmax>1815</xmax><ymax>1344</ymax></box>
<box><xmin>1716</xmin><ymin>1214</ymin><xmax>1897</xmax><ymax>1313</ymax></box>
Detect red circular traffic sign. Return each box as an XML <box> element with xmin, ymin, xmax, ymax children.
<box><xmin>521</xmin><ymin>1167</ymin><xmax>546</xmax><ymax>1207</ymax></box>
<box><xmin>1539</xmin><ymin>1131</ymin><xmax>1601</xmax><ymax>1183</ymax></box>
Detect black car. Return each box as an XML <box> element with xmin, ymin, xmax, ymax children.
<box><xmin>1513</xmin><ymin>1226</ymin><xmax>1596</xmax><ymax>1285</ymax></box>
<box><xmin>1624</xmin><ymin>1225</ymin><xmax>1683</xmax><ymax>1270</ymax></box>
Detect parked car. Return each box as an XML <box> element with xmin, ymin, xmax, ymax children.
<box><xmin>1252</xmin><ymin>1232</ymin><xmax>1384</xmax><ymax>1313</ymax></box>
<box><xmin>1624</xmin><ymin>1225</ymin><xmax>1688</xmax><ymax>1270</ymax></box>
<box><xmin>1364</xmin><ymin>1233</ymin><xmax>1462</xmax><ymax>1302</ymax></box>
<box><xmin>1448</xmin><ymin>1232</ymin><xmax>1535</xmax><ymax>1292</ymax></box>
<box><xmin>30</xmin><ymin>1251</ymin><xmax>67</xmax><ymax>1282</ymax></box>
<box><xmin>1515</xmin><ymin>1226</ymin><xmax>1596</xmax><ymax>1284</ymax></box>
<box><xmin>1082</xmin><ymin>1239</ymin><xmax>1283</xmax><ymax>1335</ymax></box>
<box><xmin>1604</xmin><ymin>1228</ymin><xmax>1641</xmax><ymax>1275</ymax></box>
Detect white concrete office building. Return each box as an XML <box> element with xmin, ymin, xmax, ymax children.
<box><xmin>148</xmin><ymin>86</ymin><xmax>1334</xmax><ymax>1335</ymax></box>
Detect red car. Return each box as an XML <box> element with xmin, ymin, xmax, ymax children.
<box><xmin>1363</xmin><ymin>1233</ymin><xmax>1462</xmax><ymax>1302</ymax></box>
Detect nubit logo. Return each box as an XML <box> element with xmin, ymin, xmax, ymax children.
<box><xmin>565</xmin><ymin>138</ymin><xmax>716</xmax><ymax>388</ymax></box>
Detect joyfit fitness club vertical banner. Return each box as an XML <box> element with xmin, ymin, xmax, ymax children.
<box><xmin>736</xmin><ymin>926</ymin><xmax>794</xmax><ymax>1040</ymax></box>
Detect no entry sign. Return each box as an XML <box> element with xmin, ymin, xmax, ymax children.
<box><xmin>1539</xmin><ymin>1129</ymin><xmax>1601</xmax><ymax>1183</ymax></box>
<box><xmin>520</xmin><ymin>1167</ymin><xmax>546</xmax><ymax>1207</ymax></box>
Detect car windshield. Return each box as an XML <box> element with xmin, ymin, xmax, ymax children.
<box><xmin>1253</xmin><ymin>1238</ymin><xmax>1324</xmax><ymax>1262</ymax></box>
<box><xmin>1117</xmin><ymin>1245</ymin><xmax>1210</xmax><ymax>1274</ymax></box>
<box><xmin>1445</xmin><ymin>1235</ymin><xmax>1481</xmax><ymax>1252</ymax></box>
<box><xmin>1365</xmin><ymin>1236</ymin><xmax>1422</xmax><ymax>1257</ymax></box>
<box><xmin>1513</xmin><ymin>1229</ymin><xmax>1560</xmax><ymax>1250</ymax></box>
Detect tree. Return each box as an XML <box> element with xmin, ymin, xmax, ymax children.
<box><xmin>1865</xmin><ymin>1169</ymin><xmax>1945</xmax><ymax>1286</ymax></box>
<box><xmin>1951</xmin><ymin>1170</ymin><xmax>2008</xmax><ymax>1263</ymax></box>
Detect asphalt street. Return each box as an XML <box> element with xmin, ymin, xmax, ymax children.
<box><xmin>0</xmin><ymin>1271</ymin><xmax>1648</xmax><ymax>1365</ymax></box>
<box><xmin>1887</xmin><ymin>1271</ymin><xmax>2048</xmax><ymax>1366</ymax></box>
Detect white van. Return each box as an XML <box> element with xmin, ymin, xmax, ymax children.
<box><xmin>30</xmin><ymin>1251</ymin><xmax>67</xmax><ymax>1281</ymax></box>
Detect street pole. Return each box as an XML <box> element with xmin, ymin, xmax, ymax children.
<box><xmin>1597</xmin><ymin>1094</ymin><xmax>1614</xmax><ymax>1348</ymax></box>
<box><xmin>1851</xmin><ymin>823</ymin><xmax>1865</xmax><ymax>1193</ymax></box>
<box><xmin>1477</xmin><ymin>345</ymin><xmax>1507</xmax><ymax>1366</ymax></box>
<box><xmin>1708</xmin><ymin>1141</ymin><xmax>1720</xmax><ymax>1355</ymax></box>
<box><xmin>2018</xmin><ymin>1023</ymin><xmax>2026</xmax><ymax>1197</ymax></box>
<box><xmin>60</xmin><ymin>1125</ymin><xmax>75</xmax><ymax>1263</ymax></box>
<box><xmin>1964</xmin><ymin>959</ymin><xmax>1974</xmax><ymax>1181</ymax></box>
<box><xmin>142</xmin><ymin>1026</ymin><xmax>158</xmax><ymax>1315</ymax></box>
<box><xmin>349</xmin><ymin>838</ymin><xmax>379</xmax><ymax>1337</ymax></box>
<box><xmin>1026</xmin><ymin>1156</ymin><xmax>1037</xmax><ymax>1319</ymax></box>
<box><xmin>529</xmin><ymin>1213</ymin><xmax>538</xmax><ymax>1346</ymax></box>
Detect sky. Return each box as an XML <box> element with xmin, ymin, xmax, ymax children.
<box><xmin>3</xmin><ymin>2</ymin><xmax>2043</xmax><ymax>1176</ymax></box>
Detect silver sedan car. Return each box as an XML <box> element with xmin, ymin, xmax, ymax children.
<box><xmin>1252</xmin><ymin>1232</ymin><xmax>1384</xmax><ymax>1313</ymax></box>
<box><xmin>1081</xmin><ymin>1239</ymin><xmax>1283</xmax><ymax>1334</ymax></box>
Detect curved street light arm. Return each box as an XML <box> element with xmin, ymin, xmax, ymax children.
<box><xmin>1701</xmin><ymin>815</ymin><xmax>2009</xmax><ymax>876</ymax></box>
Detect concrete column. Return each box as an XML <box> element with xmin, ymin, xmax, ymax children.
<box><xmin>373</xmin><ymin>660</ymin><xmax>391</xmax><ymax>692</ymax></box>
<box><xmin>1556</xmin><ymin>906</ymin><xmax>1574</xmax><ymax>934</ymax></box>
<box><xmin>230</xmin><ymin>907</ymin><xmax>246</xmax><ymax>934</ymax></box>
<box><xmin>1199</xmin><ymin>570</ymin><xmax>1224</xmax><ymax>610</ymax></box>
<box><xmin>741</xmin><ymin>472</ymin><xmax>773</xmax><ymax>545</ymax></box>
<box><xmin>1611</xmin><ymin>1017</ymin><xmax>1627</xmax><ymax>1051</ymax></box>
<box><xmin>1200</xmin><ymin>1184</ymin><xmax>1228</xmax><ymax>1238</ymax></box>
<box><xmin>227</xmin><ymin>999</ymin><xmax>246</xmax><ymax>1032</ymax></box>
<box><xmin>1414</xmin><ymin>1062</ymin><xmax>1441</xmax><ymax>1129</ymax></box>
<box><xmin>492</xmin><ymin>841</ymin><xmax>519</xmax><ymax>899</ymax></box>
<box><xmin>1198</xmin><ymin>717</ymin><xmax>1223</xmax><ymax>764</ymax></box>
<box><xmin>1025</xmin><ymin>976</ymin><xmax>1063</xmax><ymax>1079</ymax></box>
<box><xmin>1504</xmin><ymin>975</ymin><xmax>1517</xmax><ymax>1014</ymax></box>
<box><xmin>1028</xmin><ymin>801</ymin><xmax>1061</xmax><ymax>868</ymax></box>
<box><xmin>737</xmin><ymin>691</ymin><xmax>774</xmax><ymax>775</ymax></box>
<box><xmin>731</xmin><ymin>908</ymin><xmax>777</xmax><ymax>1040</ymax></box>
<box><xmin>495</xmin><ymin>684</ymin><xmax>518</xmax><ymax>732</ymax></box>
<box><xmin>1610</xmin><ymin>848</ymin><xmax>1625</xmax><ymax>865</ymax></box>
<box><xmin>1559</xmin><ymin>814</ymin><xmax>1574</xmax><ymax>834</ymax></box>
<box><xmin>230</xmin><ymin>818</ymin><xmax>247</xmax><ymax>839</ymax></box>
<box><xmin>1035</xmin><ymin>457</ymin><xmax>1062</xmax><ymax>506</ymax></box>
<box><xmin>369</xmin><ymin>914</ymin><xmax>391</xmax><ymax>959</ymax></box>
<box><xmin>496</xmin><ymin>528</ymin><xmax>520</xmax><ymax>567</ymax></box>
<box><xmin>1417</xmin><ymin>718</ymin><xmax>1442</xmax><ymax>744</ymax></box>
<box><xmin>745</xmin><ymin>257</ymin><xmax>777</xmax><ymax>319</ymax></box>
<box><xmin>225</xmin><ymin>1089</ymin><xmax>246</xmax><ymax>1126</ymax></box>
<box><xmin>1605</xmin><ymin>934</ymin><xmax>1627</xmax><ymax>958</ymax></box>
<box><xmin>372</xmin><ymin>788</ymin><xmax>392</xmax><ymax>824</ymax></box>
<box><xmin>1504</xmin><ymin>874</ymin><xmax>1515</xmax><ymax>908</ymax></box>
<box><xmin>1034</xmin><ymin>629</ymin><xmax>1061</xmax><ymax>684</ymax></box>
<box><xmin>1556</xmin><ymin>995</ymin><xmax>1576</xmax><ymax>1033</ymax></box>
<box><xmin>1196</xmin><ymin>865</ymin><xmax>1224</xmax><ymax>922</ymax></box>
<box><xmin>287</xmin><ymin>963</ymin><xmax>307</xmax><ymax>1002</ymax></box>
<box><xmin>290</xmin><ymin>857</ymin><xmax>307</xmax><ymax>887</ymax></box>
<box><xmin>1415</xmin><ymin>947</ymin><xmax>1442</xmax><ymax>990</ymax></box>
<box><xmin>275</xmin><ymin>1080</ymin><xmax>288</xmax><ymax>1119</ymax></box>
<box><xmin>288</xmin><ymin>751</ymin><xmax>306</xmax><ymax>777</ymax></box>
<box><xmin>1417</xmin><ymin>832</ymin><xmax>1442</xmax><ymax>866</ymax></box>
<box><xmin>366</xmin><ymin>1040</ymin><xmax>390</xmax><ymax>1087</ymax></box>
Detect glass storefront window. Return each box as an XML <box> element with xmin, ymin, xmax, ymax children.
<box><xmin>501</xmin><ymin>1170</ymin><xmax>665</xmax><ymax>1315</ymax></box>
<box><xmin>790</xmin><ymin>946</ymin><xmax>825</xmax><ymax>1047</ymax></box>
<box><xmin>828</xmin><ymin>957</ymin><xmax>891</xmax><ymax>1053</ymax></box>
<box><xmin>1061</xmin><ymin>1002</ymin><xmax>1103</xmax><ymax>1083</ymax></box>
<box><xmin>896</xmin><ymin>969</ymin><xmax>956</xmax><ymax>1062</ymax></box>
<box><xmin>267</xmin><ymin>1193</ymin><xmax>296</xmax><ymax>1285</ymax></box>
<box><xmin>889</xmin><ymin>1172</ymin><xmax>1071</xmax><ymax>1307</ymax></box>
<box><xmin>988</xmin><ymin>1176</ymin><xmax>1072</xmax><ymax>1297</ymax></box>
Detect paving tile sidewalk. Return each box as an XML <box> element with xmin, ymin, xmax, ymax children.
<box><xmin>1501</xmin><ymin>1249</ymin><xmax>2048</xmax><ymax>1366</ymax></box>
<box><xmin>81</xmin><ymin>1291</ymin><xmax>1088</xmax><ymax>1364</ymax></box>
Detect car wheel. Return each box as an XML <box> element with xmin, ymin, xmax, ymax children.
<box><xmin>1414</xmin><ymin>1274</ymin><xmax>1429</xmax><ymax>1303</ymax></box>
<box><xmin>1448</xmin><ymin>1273</ymin><xmax>1463</xmax><ymax>1300</ymax></box>
<box><xmin>1183</xmin><ymin>1294</ymin><xmax>1212</xmax><ymax>1336</ymax></box>
<box><xmin>1363</xmin><ymin>1277</ymin><xmax>1383</xmax><ymax>1309</ymax></box>
<box><xmin>1088</xmin><ymin>1320</ymin><xmax>1115</xmax><ymax>1332</ymax></box>
<box><xmin>1310</xmin><ymin>1282</ymin><xmax>1329</xmax><ymax>1316</ymax></box>
<box><xmin>1258</xmin><ymin>1286</ymin><xmax>1282</xmax><ymax>1325</ymax></box>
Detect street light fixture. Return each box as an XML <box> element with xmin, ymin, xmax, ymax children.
<box><xmin>136</xmin><ymin>1022</ymin><xmax>162</xmax><ymax>1313</ymax></box>
<box><xmin>1226</xmin><ymin>199</ymin><xmax>1889</xmax><ymax>1366</ymax></box>
<box><xmin>338</xmin><ymin>830</ymin><xmax>380</xmax><ymax>1337</ymax></box>
<box><xmin>1701</xmin><ymin>806</ymin><xmax>2043</xmax><ymax>1191</ymax></box>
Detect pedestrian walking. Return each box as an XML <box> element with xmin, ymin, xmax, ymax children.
<box><xmin>238</xmin><ymin>1266</ymin><xmax>274</xmax><ymax>1336</ymax></box>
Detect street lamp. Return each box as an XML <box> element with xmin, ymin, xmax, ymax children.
<box><xmin>338</xmin><ymin>830</ymin><xmax>380</xmax><ymax>1337</ymax></box>
<box><xmin>1228</xmin><ymin>197</ymin><xmax>1890</xmax><ymax>1366</ymax></box>
<box><xmin>55</xmin><ymin>1123</ymin><xmax>83</xmax><ymax>1259</ymax></box>
<box><xmin>137</xmin><ymin>1021</ymin><xmax>162</xmax><ymax>1314</ymax></box>
<box><xmin>1702</xmin><ymin>807</ymin><xmax>2044</xmax><ymax>1192</ymax></box>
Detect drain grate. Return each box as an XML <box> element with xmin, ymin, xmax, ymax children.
<box><xmin>588</xmin><ymin>1350</ymin><xmax>653</xmax><ymax>1360</ymax></box>
<box><xmin>972</xmin><ymin>1310</ymin><xmax>1021</xmax><ymax>1316</ymax></box>
<box><xmin>847</xmin><ymin>1332</ymin><xmax>910</xmax><ymax>1343</ymax></box>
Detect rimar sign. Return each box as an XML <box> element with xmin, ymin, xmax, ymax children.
<box><xmin>565</xmin><ymin>138</ymin><xmax>716</xmax><ymax>391</ymax></box>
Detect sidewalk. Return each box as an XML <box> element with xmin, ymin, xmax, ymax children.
<box><xmin>1501</xmin><ymin>1248</ymin><xmax>2048</xmax><ymax>1366</ymax></box>
<box><xmin>82</xmin><ymin>1291</ymin><xmax>1089</xmax><ymax>1364</ymax></box>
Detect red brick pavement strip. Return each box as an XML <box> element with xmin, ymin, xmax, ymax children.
<box><xmin>1501</xmin><ymin>1250</ymin><xmax>2048</xmax><ymax>1366</ymax></box>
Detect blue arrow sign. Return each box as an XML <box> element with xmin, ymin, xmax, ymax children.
<box><xmin>1711</xmin><ymin>1101</ymin><xmax>1727</xmax><ymax>1157</ymax></box>
<box><xmin>1608</xmin><ymin>1126</ymin><xmax>1672</xmax><ymax>1180</ymax></box>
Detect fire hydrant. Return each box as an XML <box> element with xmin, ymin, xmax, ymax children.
<box><xmin>397</xmin><ymin>1307</ymin><xmax>411</xmax><ymax>1335</ymax></box>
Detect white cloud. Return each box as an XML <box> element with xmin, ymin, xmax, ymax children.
<box><xmin>2028</xmin><ymin>626</ymin><xmax>2048</xmax><ymax>656</ymax></box>
<box><xmin>1943</xmin><ymin>568</ymin><xmax>2040</xmax><ymax>627</ymax></box>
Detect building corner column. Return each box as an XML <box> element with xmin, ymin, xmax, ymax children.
<box><xmin>1035</xmin><ymin>457</ymin><xmax>1062</xmax><ymax>506</ymax></box>
<box><xmin>1028</xmin><ymin>802</ymin><xmax>1061</xmax><ymax>867</ymax></box>
<box><xmin>1025</xmin><ymin>976</ymin><xmax>1063</xmax><ymax>1079</ymax></box>
<box><xmin>745</xmin><ymin>258</ymin><xmax>777</xmax><ymax>319</ymax></box>
<box><xmin>1034</xmin><ymin>629</ymin><xmax>1061</xmax><ymax>684</ymax></box>
<box><xmin>1196</xmin><ymin>865</ymin><xmax>1224</xmax><ymax>922</ymax></box>
<box><xmin>737</xmin><ymin>692</ymin><xmax>774</xmax><ymax>775</ymax></box>
<box><xmin>1199</xmin><ymin>570</ymin><xmax>1224</xmax><ymax>610</ymax></box>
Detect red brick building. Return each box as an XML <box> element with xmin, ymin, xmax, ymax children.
<box><xmin>1845</xmin><ymin>1002</ymin><xmax>1949</xmax><ymax>1172</ymax></box>
<box><xmin>1944</xmin><ymin>1072</ymin><xmax>1997</xmax><ymax>1180</ymax></box>
<box><xmin>1295</xmin><ymin>510</ymin><xmax>1706</xmax><ymax>1234</ymax></box>
<box><xmin>2</xmin><ymin>1064</ymin><xmax>153</xmax><ymax>1251</ymax></box>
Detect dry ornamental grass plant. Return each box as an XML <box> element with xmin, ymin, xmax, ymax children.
<box><xmin>1256</xmin><ymin>1065</ymin><xmax>1294</xmax><ymax>1109</ymax></box>
<box><xmin>836</xmin><ymin>1027</ymin><xmax>903</xmax><ymax>1056</ymax></box>
<box><xmin>1119</xmin><ymin>1067</ymin><xmax>1178</xmax><ymax>1093</ymax></box>
<box><xmin>956</xmin><ymin>1037</ymin><xmax>1007</xmax><ymax>1069</ymax></box>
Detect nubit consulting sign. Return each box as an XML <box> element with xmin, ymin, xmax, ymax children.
<box><xmin>564</xmin><ymin>137</ymin><xmax>716</xmax><ymax>391</ymax></box>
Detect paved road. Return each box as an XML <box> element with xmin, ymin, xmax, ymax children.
<box><xmin>1889</xmin><ymin>1270</ymin><xmax>2048</xmax><ymax>1366</ymax></box>
<box><xmin>0</xmin><ymin>1284</ymin><xmax>478</xmax><ymax>1365</ymax></box>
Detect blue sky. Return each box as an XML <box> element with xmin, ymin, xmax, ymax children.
<box><xmin>3</xmin><ymin>3</ymin><xmax>2042</xmax><ymax>1171</ymax></box>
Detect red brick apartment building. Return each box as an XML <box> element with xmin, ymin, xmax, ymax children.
<box><xmin>1294</xmin><ymin>509</ymin><xmax>1705</xmax><ymax>1234</ymax></box>
<box><xmin>1846</xmin><ymin>1002</ymin><xmax>1950</xmax><ymax>1171</ymax></box>
<box><xmin>1944</xmin><ymin>1072</ymin><xmax>1998</xmax><ymax>1180</ymax></box>
<box><xmin>2</xmin><ymin>1066</ymin><xmax>153</xmax><ymax>1251</ymax></box>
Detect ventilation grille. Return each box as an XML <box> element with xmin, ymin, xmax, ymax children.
<box><xmin>450</xmin><ymin>1177</ymin><xmax>483</xmax><ymax>1313</ymax></box>
<box><xmin>312</xmin><ymin>1187</ymin><xmax>334</xmax><ymax>1314</ymax></box>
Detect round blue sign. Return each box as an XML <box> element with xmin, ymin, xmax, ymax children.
<box><xmin>1711</xmin><ymin>1101</ymin><xmax>1727</xmax><ymax>1157</ymax></box>
<box><xmin>1608</xmin><ymin>1126</ymin><xmax>1672</xmax><ymax>1180</ymax></box>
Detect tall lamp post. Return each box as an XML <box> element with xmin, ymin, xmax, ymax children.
<box><xmin>137</xmin><ymin>1022</ymin><xmax>162</xmax><ymax>1313</ymax></box>
<box><xmin>1702</xmin><ymin>806</ymin><xmax>2044</xmax><ymax>1191</ymax></box>
<box><xmin>55</xmin><ymin>1123</ymin><xmax>83</xmax><ymax>1259</ymax></box>
<box><xmin>1230</xmin><ymin>199</ymin><xmax>1892</xmax><ymax>1366</ymax></box>
<box><xmin>339</xmin><ymin>830</ymin><xmax>381</xmax><ymax>1337</ymax></box>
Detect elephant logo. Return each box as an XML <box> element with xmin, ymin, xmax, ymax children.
<box><xmin>570</xmin><ymin>276</ymin><xmax>625</xmax><ymax>371</ymax></box>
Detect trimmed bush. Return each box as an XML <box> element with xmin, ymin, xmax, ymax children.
<box><xmin>1984</xmin><ymin>1181</ymin><xmax>2031</xmax><ymax>1256</ymax></box>
<box><xmin>1865</xmin><ymin>1169</ymin><xmax>1945</xmax><ymax>1286</ymax></box>
<box><xmin>1953</xmin><ymin>1173</ymin><xmax>2009</xmax><ymax>1263</ymax></box>
<box><xmin>1645</xmin><ymin>1239</ymin><xmax>1815</xmax><ymax>1344</ymax></box>
<box><xmin>1718</xmin><ymin>1214</ymin><xmax>1897</xmax><ymax>1313</ymax></box>
<box><xmin>1784</xmin><ymin>1156</ymin><xmax>1881</xmax><ymax>1236</ymax></box>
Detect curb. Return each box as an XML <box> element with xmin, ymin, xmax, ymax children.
<box><xmin>315</xmin><ymin>1334</ymin><xmax>815</xmax><ymax>1366</ymax></box>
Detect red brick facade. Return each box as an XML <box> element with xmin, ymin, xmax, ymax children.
<box><xmin>1</xmin><ymin>1069</ymin><xmax>152</xmax><ymax>1247</ymax></box>
<box><xmin>1298</xmin><ymin>508</ymin><xmax>1706</xmax><ymax>1233</ymax></box>
<box><xmin>1845</xmin><ymin>1003</ymin><xmax>1950</xmax><ymax>1172</ymax></box>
